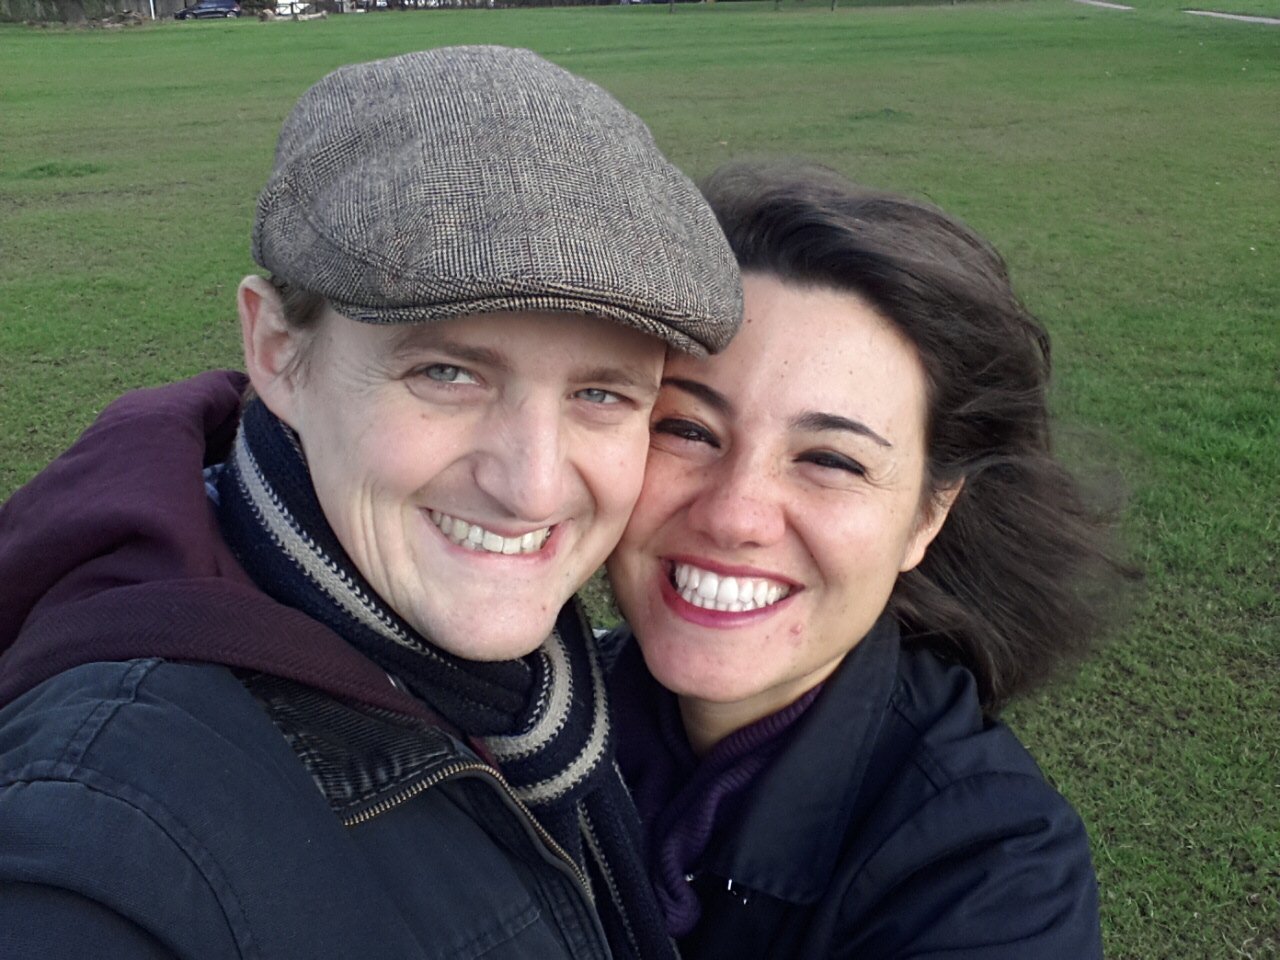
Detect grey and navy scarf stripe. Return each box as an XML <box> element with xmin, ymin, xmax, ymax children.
<box><xmin>216</xmin><ymin>398</ymin><xmax>674</xmax><ymax>960</ymax></box>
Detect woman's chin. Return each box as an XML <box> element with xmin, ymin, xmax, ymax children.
<box><xmin>637</xmin><ymin>640</ymin><xmax>759</xmax><ymax>707</ymax></box>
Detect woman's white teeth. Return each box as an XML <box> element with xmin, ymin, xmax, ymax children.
<box><xmin>429</xmin><ymin>511</ymin><xmax>550</xmax><ymax>555</ymax></box>
<box><xmin>672</xmin><ymin>563</ymin><xmax>789</xmax><ymax>612</ymax></box>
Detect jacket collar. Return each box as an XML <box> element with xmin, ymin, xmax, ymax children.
<box><xmin>701</xmin><ymin>614</ymin><xmax>901</xmax><ymax>904</ymax></box>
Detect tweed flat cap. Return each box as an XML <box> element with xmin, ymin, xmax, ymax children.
<box><xmin>253</xmin><ymin>46</ymin><xmax>741</xmax><ymax>354</ymax></box>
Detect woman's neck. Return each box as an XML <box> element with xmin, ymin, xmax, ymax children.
<box><xmin>677</xmin><ymin>698</ymin><xmax>752</xmax><ymax>757</ymax></box>
<box><xmin>676</xmin><ymin>659</ymin><xmax>845</xmax><ymax>756</ymax></box>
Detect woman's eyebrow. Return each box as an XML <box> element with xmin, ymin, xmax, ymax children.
<box><xmin>791</xmin><ymin>411</ymin><xmax>892</xmax><ymax>448</ymax></box>
<box><xmin>661</xmin><ymin>377</ymin><xmax>732</xmax><ymax>414</ymax></box>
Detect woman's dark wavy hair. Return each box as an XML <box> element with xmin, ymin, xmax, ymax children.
<box><xmin>702</xmin><ymin>161</ymin><xmax>1131</xmax><ymax>714</ymax></box>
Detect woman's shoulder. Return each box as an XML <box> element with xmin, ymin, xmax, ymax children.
<box><xmin>808</xmin><ymin>640</ymin><xmax>1091</xmax><ymax>878</ymax></box>
<box><xmin>833</xmin><ymin>646</ymin><xmax>1102</xmax><ymax>958</ymax></box>
<box><xmin>888</xmin><ymin>643</ymin><xmax>1048</xmax><ymax>786</ymax></box>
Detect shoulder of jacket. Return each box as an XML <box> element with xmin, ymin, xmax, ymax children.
<box><xmin>883</xmin><ymin>647</ymin><xmax>1045</xmax><ymax>790</ymax></box>
<box><xmin>857</xmin><ymin>667</ymin><xmax>1091</xmax><ymax>897</ymax></box>
<box><xmin>0</xmin><ymin>661</ymin><xmax>265</xmax><ymax>956</ymax></box>
<box><xmin>0</xmin><ymin>659</ymin><xmax>247</xmax><ymax>774</ymax></box>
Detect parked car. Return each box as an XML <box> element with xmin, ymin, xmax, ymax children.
<box><xmin>175</xmin><ymin>0</ymin><xmax>242</xmax><ymax>18</ymax></box>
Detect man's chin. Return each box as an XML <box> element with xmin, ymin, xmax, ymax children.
<box><xmin>422</xmin><ymin>610</ymin><xmax>562</xmax><ymax>663</ymax></box>
<box><xmin>437</xmin><ymin>633</ymin><xmax>554</xmax><ymax>662</ymax></box>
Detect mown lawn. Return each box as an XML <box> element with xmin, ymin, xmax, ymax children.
<box><xmin>1107</xmin><ymin>0</ymin><xmax>1279</xmax><ymax>18</ymax></box>
<box><xmin>1</xmin><ymin>3</ymin><xmax>1276</xmax><ymax>957</ymax></box>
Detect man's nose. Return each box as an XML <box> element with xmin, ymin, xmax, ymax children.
<box><xmin>473</xmin><ymin>396</ymin><xmax>570</xmax><ymax>524</ymax></box>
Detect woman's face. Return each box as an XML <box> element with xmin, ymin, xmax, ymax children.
<box><xmin>608</xmin><ymin>272</ymin><xmax>953</xmax><ymax>735</ymax></box>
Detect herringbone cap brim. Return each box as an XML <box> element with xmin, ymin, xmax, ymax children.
<box><xmin>252</xmin><ymin>45</ymin><xmax>742</xmax><ymax>354</ymax></box>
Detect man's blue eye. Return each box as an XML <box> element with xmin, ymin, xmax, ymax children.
<box><xmin>422</xmin><ymin>365</ymin><xmax>476</xmax><ymax>384</ymax></box>
<box><xmin>577</xmin><ymin>388</ymin><xmax>621</xmax><ymax>405</ymax></box>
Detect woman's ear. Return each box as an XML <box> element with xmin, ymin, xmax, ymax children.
<box><xmin>900</xmin><ymin>479</ymin><xmax>964</xmax><ymax>573</ymax></box>
<box><xmin>238</xmin><ymin>275</ymin><xmax>306</xmax><ymax>427</ymax></box>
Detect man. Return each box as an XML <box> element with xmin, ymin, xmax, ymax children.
<box><xmin>0</xmin><ymin>47</ymin><xmax>739</xmax><ymax>959</ymax></box>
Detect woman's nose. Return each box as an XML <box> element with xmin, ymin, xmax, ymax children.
<box><xmin>685</xmin><ymin>453</ymin><xmax>787</xmax><ymax>550</ymax></box>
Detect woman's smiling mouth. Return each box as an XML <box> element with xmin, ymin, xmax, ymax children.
<box><xmin>429</xmin><ymin>510</ymin><xmax>553</xmax><ymax>555</ymax></box>
<box><xmin>668</xmin><ymin>561</ymin><xmax>793</xmax><ymax>613</ymax></box>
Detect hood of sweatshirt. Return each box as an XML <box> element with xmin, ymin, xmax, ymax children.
<box><xmin>0</xmin><ymin>371</ymin><xmax>431</xmax><ymax>719</ymax></box>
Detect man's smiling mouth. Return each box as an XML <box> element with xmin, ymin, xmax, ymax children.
<box><xmin>430</xmin><ymin>511</ymin><xmax>552</xmax><ymax>555</ymax></box>
<box><xmin>669</xmin><ymin>562</ymin><xmax>792</xmax><ymax>612</ymax></box>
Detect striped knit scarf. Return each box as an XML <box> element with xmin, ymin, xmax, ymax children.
<box><xmin>215</xmin><ymin>398</ymin><xmax>675</xmax><ymax>960</ymax></box>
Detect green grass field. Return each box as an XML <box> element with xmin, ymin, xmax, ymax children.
<box><xmin>1115</xmin><ymin>0</ymin><xmax>1277</xmax><ymax>16</ymax></box>
<box><xmin>2</xmin><ymin>3</ymin><xmax>1277</xmax><ymax>956</ymax></box>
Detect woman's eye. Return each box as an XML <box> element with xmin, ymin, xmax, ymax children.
<box><xmin>419</xmin><ymin>364</ymin><xmax>477</xmax><ymax>385</ymax></box>
<box><xmin>575</xmin><ymin>387</ymin><xmax>622</xmax><ymax>405</ymax></box>
<box><xmin>800</xmin><ymin>451</ymin><xmax>866</xmax><ymax>476</ymax></box>
<box><xmin>653</xmin><ymin>417</ymin><xmax>718</xmax><ymax>447</ymax></box>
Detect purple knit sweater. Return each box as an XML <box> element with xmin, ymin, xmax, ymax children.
<box><xmin>610</xmin><ymin>640</ymin><xmax>823</xmax><ymax>936</ymax></box>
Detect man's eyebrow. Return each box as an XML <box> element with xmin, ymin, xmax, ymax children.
<box><xmin>577</xmin><ymin>366</ymin><xmax>661</xmax><ymax>393</ymax></box>
<box><xmin>386</xmin><ymin>331</ymin><xmax>656</xmax><ymax>392</ymax></box>
<box><xmin>661</xmin><ymin>377</ymin><xmax>732</xmax><ymax>415</ymax></box>
<box><xmin>386</xmin><ymin>329</ymin><xmax>510</xmax><ymax>372</ymax></box>
<box><xmin>791</xmin><ymin>411</ymin><xmax>892</xmax><ymax>448</ymax></box>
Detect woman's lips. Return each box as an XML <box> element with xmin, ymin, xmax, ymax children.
<box><xmin>659</xmin><ymin>559</ymin><xmax>797</xmax><ymax>626</ymax></box>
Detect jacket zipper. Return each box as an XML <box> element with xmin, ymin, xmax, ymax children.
<box><xmin>340</xmin><ymin>759</ymin><xmax>592</xmax><ymax>892</ymax></box>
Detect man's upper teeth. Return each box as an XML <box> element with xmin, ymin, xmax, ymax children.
<box><xmin>430</xmin><ymin>511</ymin><xmax>549</xmax><ymax>555</ymax></box>
<box><xmin>673</xmin><ymin>562</ymin><xmax>790</xmax><ymax>612</ymax></box>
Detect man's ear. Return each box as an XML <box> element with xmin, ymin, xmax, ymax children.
<box><xmin>238</xmin><ymin>275</ymin><xmax>306</xmax><ymax>427</ymax></box>
<box><xmin>900</xmin><ymin>479</ymin><xmax>964</xmax><ymax>574</ymax></box>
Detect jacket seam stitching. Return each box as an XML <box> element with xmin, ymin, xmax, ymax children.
<box><xmin>54</xmin><ymin>659</ymin><xmax>159</xmax><ymax>769</ymax></box>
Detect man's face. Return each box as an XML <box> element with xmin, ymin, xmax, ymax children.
<box><xmin>277</xmin><ymin>307</ymin><xmax>664</xmax><ymax>660</ymax></box>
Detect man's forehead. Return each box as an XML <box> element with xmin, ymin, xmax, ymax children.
<box><xmin>383</xmin><ymin>312</ymin><xmax>591</xmax><ymax>354</ymax></box>
<box><xmin>384</xmin><ymin>321</ymin><xmax>490</xmax><ymax>357</ymax></box>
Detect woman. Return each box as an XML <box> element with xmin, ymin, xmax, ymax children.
<box><xmin>606</xmin><ymin>162</ymin><xmax>1125</xmax><ymax>959</ymax></box>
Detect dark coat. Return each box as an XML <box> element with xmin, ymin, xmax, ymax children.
<box><xmin>615</xmin><ymin>619</ymin><xmax>1105</xmax><ymax>960</ymax></box>
<box><xmin>0</xmin><ymin>372</ymin><xmax>611</xmax><ymax>959</ymax></box>
<box><xmin>0</xmin><ymin>659</ymin><xmax>608</xmax><ymax>958</ymax></box>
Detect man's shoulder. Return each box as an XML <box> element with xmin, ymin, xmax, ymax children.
<box><xmin>0</xmin><ymin>657</ymin><xmax>480</xmax><ymax>843</ymax></box>
<box><xmin>0</xmin><ymin>657</ymin><xmax>335</xmax><ymax>859</ymax></box>
<box><xmin>0</xmin><ymin>659</ymin><xmax>289</xmax><ymax>958</ymax></box>
<box><xmin>0</xmin><ymin>658</ymin><xmax>272</xmax><ymax>777</ymax></box>
<box><xmin>0</xmin><ymin>660</ymin><xmax>460</xmax><ymax>958</ymax></box>
<box><xmin>0</xmin><ymin>659</ymin><xmax>607</xmax><ymax>959</ymax></box>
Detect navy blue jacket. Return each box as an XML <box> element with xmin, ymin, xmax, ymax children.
<box><xmin>614</xmin><ymin>619</ymin><xmax>1105</xmax><ymax>959</ymax></box>
<box><xmin>0</xmin><ymin>659</ymin><xmax>608</xmax><ymax>959</ymax></box>
<box><xmin>0</xmin><ymin>373</ymin><xmax>614</xmax><ymax>959</ymax></box>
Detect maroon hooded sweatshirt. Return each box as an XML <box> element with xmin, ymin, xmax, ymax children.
<box><xmin>0</xmin><ymin>371</ymin><xmax>430</xmax><ymax>719</ymax></box>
